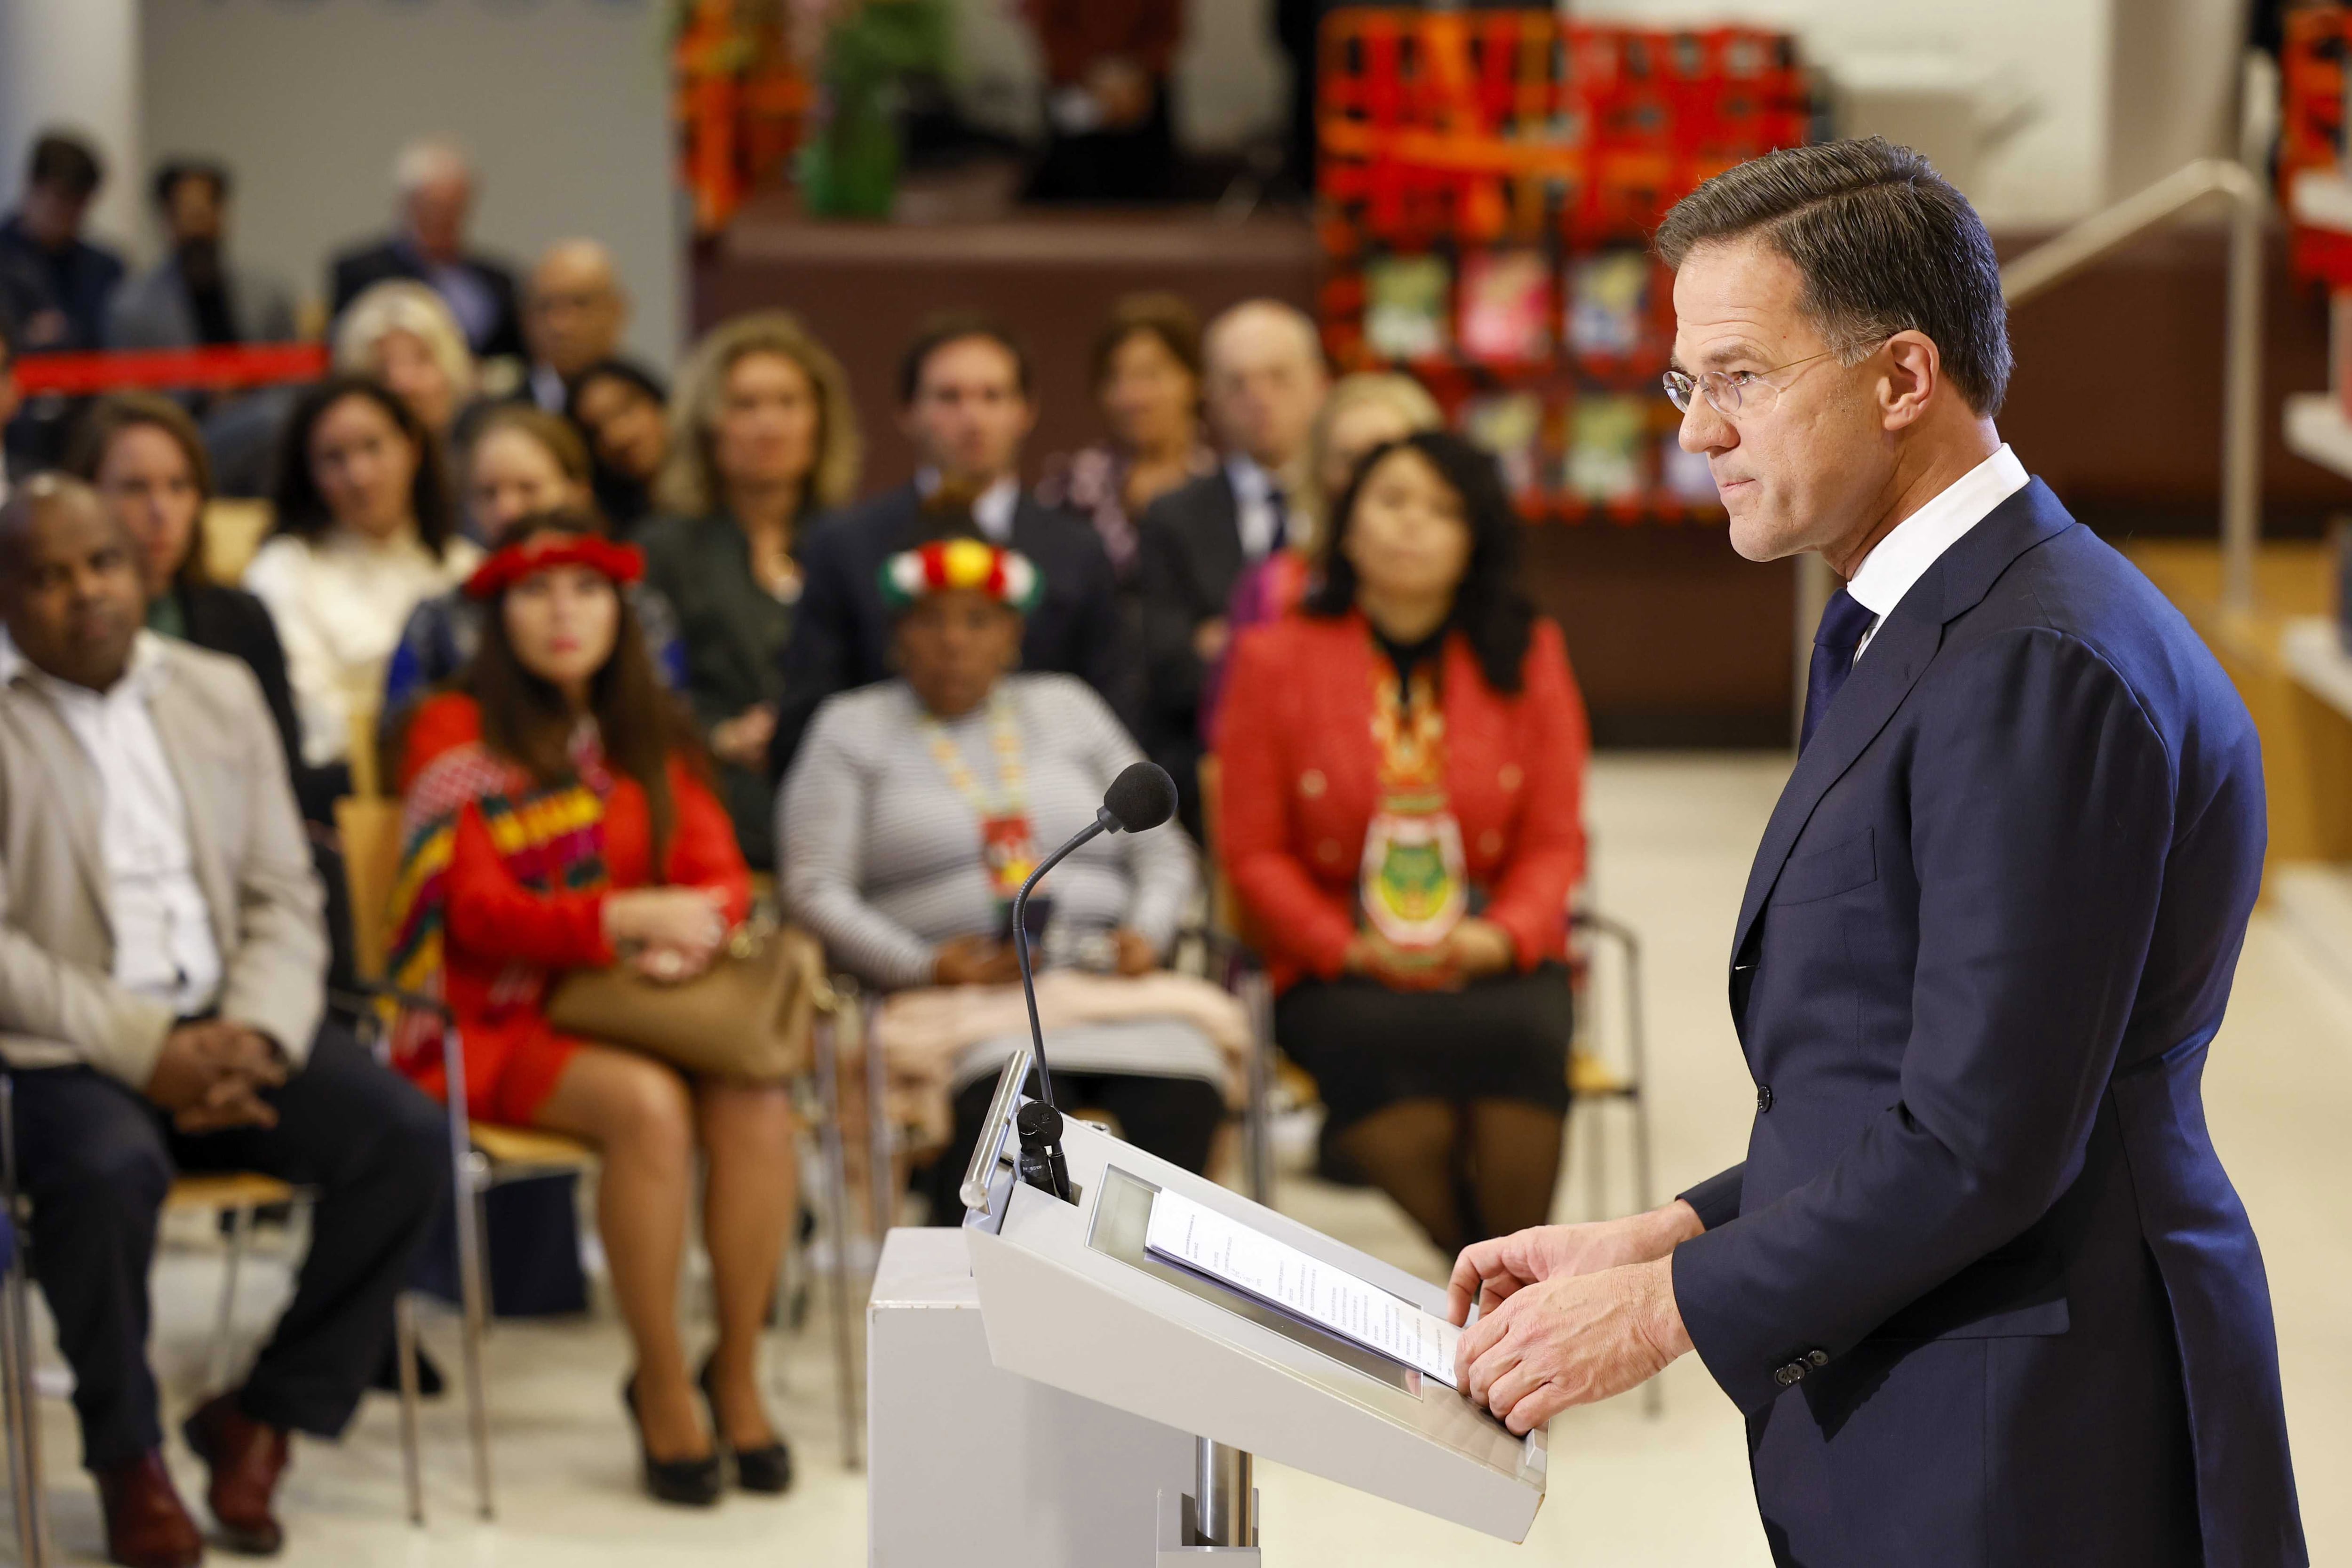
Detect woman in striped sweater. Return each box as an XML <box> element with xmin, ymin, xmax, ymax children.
<box><xmin>780</xmin><ymin>535</ymin><xmax>1226</xmax><ymax>1209</ymax></box>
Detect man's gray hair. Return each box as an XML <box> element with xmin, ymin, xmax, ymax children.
<box><xmin>393</xmin><ymin>137</ymin><xmax>471</xmax><ymax>197</ymax></box>
<box><xmin>1654</xmin><ymin>137</ymin><xmax>2012</xmax><ymax>416</ymax></box>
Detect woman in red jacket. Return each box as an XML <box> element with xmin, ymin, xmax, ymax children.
<box><xmin>1218</xmin><ymin>430</ymin><xmax>1589</xmax><ymax>1256</ymax></box>
<box><xmin>385</xmin><ymin>513</ymin><xmax>793</xmax><ymax>1507</ymax></box>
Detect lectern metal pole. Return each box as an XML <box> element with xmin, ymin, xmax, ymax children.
<box><xmin>1194</xmin><ymin>1438</ymin><xmax>1257</xmax><ymax>1547</ymax></box>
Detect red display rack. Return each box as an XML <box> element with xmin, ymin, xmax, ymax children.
<box><xmin>1314</xmin><ymin>8</ymin><xmax>1813</xmax><ymax>524</ymax></box>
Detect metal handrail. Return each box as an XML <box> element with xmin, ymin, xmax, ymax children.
<box><xmin>2000</xmin><ymin>158</ymin><xmax>2267</xmax><ymax>613</ymax></box>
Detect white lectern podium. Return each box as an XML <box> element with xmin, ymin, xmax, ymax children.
<box><xmin>941</xmin><ymin>1049</ymin><xmax>1547</xmax><ymax>1560</ymax></box>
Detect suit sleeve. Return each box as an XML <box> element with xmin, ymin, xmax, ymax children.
<box><xmin>1218</xmin><ymin>629</ymin><xmax>1359</xmax><ymax>977</ymax></box>
<box><xmin>1479</xmin><ymin>622</ymin><xmax>1589</xmax><ymax>969</ymax></box>
<box><xmin>770</xmin><ymin>524</ymin><xmax>862</xmax><ymax>780</ymax></box>
<box><xmin>1671</xmin><ymin>629</ymin><xmax>2176</xmax><ymax>1415</ymax></box>
<box><xmin>213</xmin><ymin>662</ymin><xmax>330</xmax><ymax>1064</ymax></box>
<box><xmin>1678</xmin><ymin>1166</ymin><xmax>1746</xmax><ymax>1229</ymax></box>
<box><xmin>1136</xmin><ymin>502</ymin><xmax>1208</xmax><ymax>727</ymax></box>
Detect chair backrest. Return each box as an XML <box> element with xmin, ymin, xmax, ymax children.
<box><xmin>335</xmin><ymin>796</ymin><xmax>406</xmax><ymax>981</ymax></box>
<box><xmin>347</xmin><ymin>703</ymin><xmax>384</xmax><ymax>799</ymax></box>
<box><xmin>1197</xmin><ymin>753</ymin><xmax>1242</xmax><ymax>938</ymax></box>
<box><xmin>201</xmin><ymin>499</ymin><xmax>273</xmax><ymax>584</ymax></box>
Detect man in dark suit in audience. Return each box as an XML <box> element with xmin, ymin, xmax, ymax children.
<box><xmin>769</xmin><ymin>313</ymin><xmax>1132</xmax><ymax>775</ymax></box>
<box><xmin>0</xmin><ymin>133</ymin><xmax>126</xmax><ymax>357</ymax></box>
<box><xmin>0</xmin><ymin>476</ymin><xmax>448</xmax><ymax>1568</ymax></box>
<box><xmin>1135</xmin><ymin>298</ymin><xmax>1327</xmax><ymax>832</ymax></box>
<box><xmin>326</xmin><ymin>139</ymin><xmax>522</xmax><ymax>361</ymax></box>
<box><xmin>1447</xmin><ymin>139</ymin><xmax>2304</xmax><ymax>1567</ymax></box>
<box><xmin>108</xmin><ymin>159</ymin><xmax>296</xmax><ymax>353</ymax></box>
<box><xmin>517</xmin><ymin>239</ymin><xmax>628</xmax><ymax>413</ymax></box>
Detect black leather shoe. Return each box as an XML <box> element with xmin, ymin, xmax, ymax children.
<box><xmin>697</xmin><ymin>1356</ymin><xmax>794</xmax><ymax>1495</ymax></box>
<box><xmin>621</xmin><ymin>1376</ymin><xmax>722</xmax><ymax>1507</ymax></box>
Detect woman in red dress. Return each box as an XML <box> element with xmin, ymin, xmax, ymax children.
<box><xmin>1217</xmin><ymin>431</ymin><xmax>1590</xmax><ymax>1257</ymax></box>
<box><xmin>386</xmin><ymin>513</ymin><xmax>794</xmax><ymax>1506</ymax></box>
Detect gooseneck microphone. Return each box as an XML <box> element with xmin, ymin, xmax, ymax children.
<box><xmin>1009</xmin><ymin>760</ymin><xmax>1179</xmax><ymax>1202</ymax></box>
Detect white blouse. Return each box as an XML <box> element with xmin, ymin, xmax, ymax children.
<box><xmin>244</xmin><ymin>525</ymin><xmax>483</xmax><ymax>767</ymax></box>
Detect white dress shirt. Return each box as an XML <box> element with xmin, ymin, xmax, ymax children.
<box><xmin>243</xmin><ymin>524</ymin><xmax>483</xmax><ymax>767</ymax></box>
<box><xmin>1225</xmin><ymin>455</ymin><xmax>1289</xmax><ymax>563</ymax></box>
<box><xmin>915</xmin><ymin>469</ymin><xmax>1021</xmax><ymax>544</ymax></box>
<box><xmin>0</xmin><ymin>629</ymin><xmax>222</xmax><ymax>1014</ymax></box>
<box><xmin>1845</xmin><ymin>444</ymin><xmax>2029</xmax><ymax>662</ymax></box>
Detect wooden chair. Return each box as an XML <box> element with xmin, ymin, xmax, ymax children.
<box><xmin>199</xmin><ymin>499</ymin><xmax>272</xmax><ymax>585</ymax></box>
<box><xmin>336</xmin><ymin>795</ymin><xmax>591</xmax><ymax>1523</ymax></box>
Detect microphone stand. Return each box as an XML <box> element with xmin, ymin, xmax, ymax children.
<box><xmin>1007</xmin><ymin>807</ymin><xmax>1120</xmax><ymax>1204</ymax></box>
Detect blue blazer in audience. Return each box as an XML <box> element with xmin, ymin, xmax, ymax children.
<box><xmin>1670</xmin><ymin>480</ymin><xmax>2303</xmax><ymax>1567</ymax></box>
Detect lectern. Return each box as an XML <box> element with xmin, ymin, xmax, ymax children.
<box><xmin>954</xmin><ymin>1049</ymin><xmax>1548</xmax><ymax>1560</ymax></box>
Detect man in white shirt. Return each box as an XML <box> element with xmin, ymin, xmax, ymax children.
<box><xmin>0</xmin><ymin>477</ymin><xmax>447</xmax><ymax>1568</ymax></box>
<box><xmin>1444</xmin><ymin>140</ymin><xmax>2302</xmax><ymax>1567</ymax></box>
<box><xmin>1134</xmin><ymin>298</ymin><xmax>1330</xmax><ymax>831</ymax></box>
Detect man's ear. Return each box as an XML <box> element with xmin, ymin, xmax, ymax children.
<box><xmin>1880</xmin><ymin>331</ymin><xmax>1940</xmax><ymax>432</ymax></box>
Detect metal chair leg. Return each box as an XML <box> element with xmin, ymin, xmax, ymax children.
<box><xmin>438</xmin><ymin>1027</ymin><xmax>496</xmax><ymax>1520</ymax></box>
<box><xmin>0</xmin><ymin>1079</ymin><xmax>51</xmax><ymax>1568</ymax></box>
<box><xmin>394</xmin><ymin>1294</ymin><xmax>424</xmax><ymax>1526</ymax></box>
<box><xmin>812</xmin><ymin>1010</ymin><xmax>863</xmax><ymax>1470</ymax></box>
<box><xmin>208</xmin><ymin>1205</ymin><xmax>253</xmax><ymax>1390</ymax></box>
<box><xmin>1238</xmin><ymin>969</ymin><xmax>1274</xmax><ymax>1206</ymax></box>
<box><xmin>858</xmin><ymin>994</ymin><xmax>894</xmax><ymax>1242</ymax></box>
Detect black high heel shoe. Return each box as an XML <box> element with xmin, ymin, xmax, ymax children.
<box><xmin>698</xmin><ymin>1356</ymin><xmax>794</xmax><ymax>1495</ymax></box>
<box><xmin>622</xmin><ymin>1375</ymin><xmax>724</xmax><ymax>1506</ymax></box>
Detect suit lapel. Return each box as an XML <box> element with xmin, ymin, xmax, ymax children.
<box><xmin>2</xmin><ymin>684</ymin><xmax>113</xmax><ymax>926</ymax></box>
<box><xmin>1728</xmin><ymin>480</ymin><xmax>2077</xmax><ymax>970</ymax></box>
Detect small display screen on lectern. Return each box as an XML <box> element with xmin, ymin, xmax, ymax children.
<box><xmin>1144</xmin><ymin>1189</ymin><xmax>1462</xmax><ymax>1386</ymax></box>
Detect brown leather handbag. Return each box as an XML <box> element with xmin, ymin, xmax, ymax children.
<box><xmin>546</xmin><ymin>916</ymin><xmax>830</xmax><ymax>1082</ymax></box>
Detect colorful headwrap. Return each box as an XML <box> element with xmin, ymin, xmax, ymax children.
<box><xmin>877</xmin><ymin>537</ymin><xmax>1042</xmax><ymax>614</ymax></box>
<box><xmin>464</xmin><ymin>533</ymin><xmax>645</xmax><ymax>600</ymax></box>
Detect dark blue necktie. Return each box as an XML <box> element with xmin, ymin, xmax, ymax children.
<box><xmin>1799</xmin><ymin>588</ymin><xmax>1877</xmax><ymax>753</ymax></box>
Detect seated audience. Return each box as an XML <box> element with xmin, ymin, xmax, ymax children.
<box><xmin>64</xmin><ymin>391</ymin><xmax>307</xmax><ymax>795</ymax></box>
<box><xmin>0</xmin><ymin>476</ymin><xmax>445</xmax><ymax>1568</ymax></box>
<box><xmin>108</xmin><ymin>159</ymin><xmax>294</xmax><ymax>352</ymax></box>
<box><xmin>567</xmin><ymin>357</ymin><xmax>670</xmax><ymax>537</ymax></box>
<box><xmin>1025</xmin><ymin>0</ymin><xmax>1181</xmax><ymax>202</ymax></box>
<box><xmin>1035</xmin><ymin>291</ymin><xmax>1216</xmax><ymax>584</ymax></box>
<box><xmin>1202</xmin><ymin>371</ymin><xmax>1442</xmax><ymax>742</ymax></box>
<box><xmin>329</xmin><ymin>139</ymin><xmax>523</xmax><ymax>361</ymax></box>
<box><xmin>334</xmin><ymin>279</ymin><xmax>480</xmax><ymax>458</ymax></box>
<box><xmin>781</xmin><ymin>534</ymin><xmax>1228</xmax><ymax>1211</ymax></box>
<box><xmin>1218</xmin><ymin>431</ymin><xmax>1589</xmax><ymax>1255</ymax></box>
<box><xmin>640</xmin><ymin>311</ymin><xmax>859</xmax><ymax>869</ymax></box>
<box><xmin>383</xmin><ymin>404</ymin><xmax>602</xmax><ymax>713</ymax></box>
<box><xmin>772</xmin><ymin>312</ymin><xmax>1132</xmax><ymax>775</ymax></box>
<box><xmin>522</xmin><ymin>240</ymin><xmax>628</xmax><ymax>414</ymax></box>
<box><xmin>0</xmin><ymin>132</ymin><xmax>125</xmax><ymax>356</ymax></box>
<box><xmin>244</xmin><ymin>375</ymin><xmax>482</xmax><ymax>774</ymax></box>
<box><xmin>388</xmin><ymin>513</ymin><xmax>795</xmax><ymax>1507</ymax></box>
<box><xmin>1138</xmin><ymin>299</ymin><xmax>1329</xmax><ymax>832</ymax></box>
<box><xmin>0</xmin><ymin>314</ymin><xmax>21</xmax><ymax>501</ymax></box>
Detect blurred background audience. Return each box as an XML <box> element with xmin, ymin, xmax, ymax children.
<box><xmin>1218</xmin><ymin>430</ymin><xmax>1588</xmax><ymax>1255</ymax></box>
<box><xmin>109</xmin><ymin>159</ymin><xmax>295</xmax><ymax>357</ymax></box>
<box><xmin>245</xmin><ymin>374</ymin><xmax>480</xmax><ymax>778</ymax></box>
<box><xmin>389</xmin><ymin>511</ymin><xmax>794</xmax><ymax>1508</ymax></box>
<box><xmin>329</xmin><ymin>139</ymin><xmax>523</xmax><ymax>362</ymax></box>
<box><xmin>641</xmin><ymin>309</ymin><xmax>860</xmax><ymax>870</ymax></box>
<box><xmin>569</xmin><ymin>356</ymin><xmax>672</xmax><ymax>538</ymax></box>
<box><xmin>333</xmin><ymin>280</ymin><xmax>481</xmax><ymax>464</ymax></box>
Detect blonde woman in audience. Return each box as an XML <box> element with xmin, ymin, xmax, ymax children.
<box><xmin>334</xmin><ymin>279</ymin><xmax>479</xmax><ymax>451</ymax></box>
<box><xmin>1200</xmin><ymin>371</ymin><xmax>1443</xmax><ymax>744</ymax></box>
<box><xmin>245</xmin><ymin>375</ymin><xmax>481</xmax><ymax>778</ymax></box>
<box><xmin>642</xmin><ymin>309</ymin><xmax>860</xmax><ymax>868</ymax></box>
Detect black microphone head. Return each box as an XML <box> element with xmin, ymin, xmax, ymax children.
<box><xmin>1103</xmin><ymin>761</ymin><xmax>1178</xmax><ymax>834</ymax></box>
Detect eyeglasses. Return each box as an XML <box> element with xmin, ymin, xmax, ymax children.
<box><xmin>1662</xmin><ymin>350</ymin><xmax>1836</xmax><ymax>418</ymax></box>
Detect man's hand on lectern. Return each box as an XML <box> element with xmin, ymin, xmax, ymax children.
<box><xmin>1455</xmin><ymin>1258</ymin><xmax>1693</xmax><ymax>1434</ymax></box>
<box><xmin>1446</xmin><ymin>1201</ymin><xmax>1704</xmax><ymax>1322</ymax></box>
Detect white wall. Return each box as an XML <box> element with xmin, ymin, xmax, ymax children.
<box><xmin>0</xmin><ymin>0</ymin><xmax>144</xmax><ymax>263</ymax></box>
<box><xmin>139</xmin><ymin>0</ymin><xmax>681</xmax><ymax>367</ymax></box>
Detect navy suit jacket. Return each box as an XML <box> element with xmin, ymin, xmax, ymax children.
<box><xmin>327</xmin><ymin>236</ymin><xmax>524</xmax><ymax>361</ymax></box>
<box><xmin>767</xmin><ymin>482</ymin><xmax>1136</xmax><ymax>777</ymax></box>
<box><xmin>1672</xmin><ymin>481</ymin><xmax>2304</xmax><ymax>1567</ymax></box>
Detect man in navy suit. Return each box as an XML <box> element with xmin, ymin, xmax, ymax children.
<box><xmin>1448</xmin><ymin>138</ymin><xmax>2305</xmax><ymax>1566</ymax></box>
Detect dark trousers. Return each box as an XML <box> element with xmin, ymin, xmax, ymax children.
<box><xmin>8</xmin><ymin>1022</ymin><xmax>448</xmax><ymax>1471</ymax></box>
<box><xmin>930</xmin><ymin>1069</ymin><xmax>1225</xmax><ymax>1219</ymax></box>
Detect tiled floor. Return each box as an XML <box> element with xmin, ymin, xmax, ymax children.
<box><xmin>10</xmin><ymin>753</ymin><xmax>2344</xmax><ymax>1564</ymax></box>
